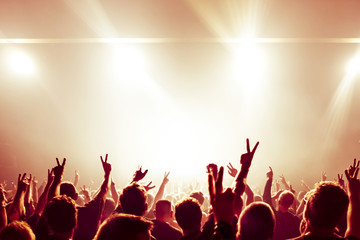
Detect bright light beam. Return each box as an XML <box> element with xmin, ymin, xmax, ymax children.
<box><xmin>346</xmin><ymin>54</ymin><xmax>360</xmax><ymax>78</ymax></box>
<box><xmin>321</xmin><ymin>51</ymin><xmax>360</xmax><ymax>158</ymax></box>
<box><xmin>7</xmin><ymin>50</ymin><xmax>36</xmax><ymax>76</ymax></box>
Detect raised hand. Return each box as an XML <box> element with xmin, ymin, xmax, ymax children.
<box><xmin>227</xmin><ymin>162</ymin><xmax>238</xmax><ymax>178</ymax></box>
<box><xmin>345</xmin><ymin>161</ymin><xmax>360</xmax><ymax>193</ymax></box>
<box><xmin>53</xmin><ymin>158</ymin><xmax>66</xmax><ymax>179</ymax></box>
<box><xmin>208</xmin><ymin>166</ymin><xmax>235</xmax><ymax>224</ymax></box>
<box><xmin>206</xmin><ymin>163</ymin><xmax>218</xmax><ymax>181</ymax></box>
<box><xmin>344</xmin><ymin>159</ymin><xmax>360</xmax><ymax>238</ymax></box>
<box><xmin>132</xmin><ymin>166</ymin><xmax>148</xmax><ymax>182</ymax></box>
<box><xmin>349</xmin><ymin>158</ymin><xmax>360</xmax><ymax>177</ymax></box>
<box><xmin>144</xmin><ymin>181</ymin><xmax>155</xmax><ymax>192</ymax></box>
<box><xmin>338</xmin><ymin>173</ymin><xmax>345</xmax><ymax>189</ymax></box>
<box><xmin>240</xmin><ymin>138</ymin><xmax>259</xmax><ymax>168</ymax></box>
<box><xmin>266</xmin><ymin>166</ymin><xmax>273</xmax><ymax>179</ymax></box>
<box><xmin>17</xmin><ymin>173</ymin><xmax>29</xmax><ymax>192</ymax></box>
<box><xmin>162</xmin><ymin>172</ymin><xmax>170</xmax><ymax>185</ymax></box>
<box><xmin>100</xmin><ymin>154</ymin><xmax>111</xmax><ymax>176</ymax></box>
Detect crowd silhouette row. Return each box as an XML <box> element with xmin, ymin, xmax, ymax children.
<box><xmin>0</xmin><ymin>139</ymin><xmax>359</xmax><ymax>240</ymax></box>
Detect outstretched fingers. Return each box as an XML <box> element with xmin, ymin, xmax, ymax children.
<box><xmin>100</xmin><ymin>154</ymin><xmax>108</xmax><ymax>163</ymax></box>
<box><xmin>215</xmin><ymin>167</ymin><xmax>224</xmax><ymax>196</ymax></box>
<box><xmin>246</xmin><ymin>138</ymin><xmax>260</xmax><ymax>153</ymax></box>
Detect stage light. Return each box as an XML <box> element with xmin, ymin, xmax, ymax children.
<box><xmin>232</xmin><ymin>38</ymin><xmax>267</xmax><ymax>81</ymax></box>
<box><xmin>346</xmin><ymin>54</ymin><xmax>360</xmax><ymax>77</ymax></box>
<box><xmin>110</xmin><ymin>45</ymin><xmax>147</xmax><ymax>79</ymax></box>
<box><xmin>7</xmin><ymin>50</ymin><xmax>36</xmax><ymax>76</ymax></box>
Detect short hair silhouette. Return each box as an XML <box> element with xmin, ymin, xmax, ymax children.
<box><xmin>175</xmin><ymin>197</ymin><xmax>202</xmax><ymax>232</ymax></box>
<box><xmin>278</xmin><ymin>190</ymin><xmax>295</xmax><ymax>209</ymax></box>
<box><xmin>119</xmin><ymin>183</ymin><xmax>148</xmax><ymax>216</ymax></box>
<box><xmin>237</xmin><ymin>202</ymin><xmax>275</xmax><ymax>240</ymax></box>
<box><xmin>60</xmin><ymin>181</ymin><xmax>78</xmax><ymax>201</ymax></box>
<box><xmin>304</xmin><ymin>181</ymin><xmax>349</xmax><ymax>230</ymax></box>
<box><xmin>93</xmin><ymin>213</ymin><xmax>153</xmax><ymax>240</ymax></box>
<box><xmin>0</xmin><ymin>220</ymin><xmax>35</xmax><ymax>240</ymax></box>
<box><xmin>44</xmin><ymin>195</ymin><xmax>78</xmax><ymax>234</ymax></box>
<box><xmin>155</xmin><ymin>200</ymin><xmax>172</xmax><ymax>218</ymax></box>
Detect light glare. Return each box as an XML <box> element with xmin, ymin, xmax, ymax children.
<box><xmin>8</xmin><ymin>50</ymin><xmax>36</xmax><ymax>76</ymax></box>
<box><xmin>347</xmin><ymin>54</ymin><xmax>360</xmax><ymax>76</ymax></box>
<box><xmin>233</xmin><ymin>40</ymin><xmax>267</xmax><ymax>80</ymax></box>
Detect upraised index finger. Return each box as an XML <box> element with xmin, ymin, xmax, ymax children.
<box><xmin>56</xmin><ymin>158</ymin><xmax>60</xmax><ymax>166</ymax></box>
<box><xmin>104</xmin><ymin>154</ymin><xmax>108</xmax><ymax>163</ymax></box>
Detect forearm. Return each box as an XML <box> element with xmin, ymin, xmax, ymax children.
<box><xmin>35</xmin><ymin>182</ymin><xmax>51</xmax><ymax>215</ymax></box>
<box><xmin>0</xmin><ymin>204</ymin><xmax>7</xmax><ymax>231</ymax></box>
<box><xmin>153</xmin><ymin>182</ymin><xmax>166</xmax><ymax>205</ymax></box>
<box><xmin>245</xmin><ymin>187</ymin><xmax>254</xmax><ymax>206</ymax></box>
<box><xmin>233</xmin><ymin>179</ymin><xmax>245</xmax><ymax>217</ymax></box>
<box><xmin>32</xmin><ymin>184</ymin><xmax>38</xmax><ymax>204</ymax></box>
<box><xmin>110</xmin><ymin>182</ymin><xmax>118</xmax><ymax>205</ymax></box>
<box><xmin>345</xmin><ymin>194</ymin><xmax>360</xmax><ymax>238</ymax></box>
<box><xmin>8</xmin><ymin>191</ymin><xmax>25</xmax><ymax>220</ymax></box>
<box><xmin>263</xmin><ymin>178</ymin><xmax>274</xmax><ymax>209</ymax></box>
<box><xmin>48</xmin><ymin>177</ymin><xmax>61</xmax><ymax>201</ymax></box>
<box><xmin>97</xmin><ymin>173</ymin><xmax>110</xmax><ymax>200</ymax></box>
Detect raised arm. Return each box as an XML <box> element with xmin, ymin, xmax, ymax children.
<box><xmin>234</xmin><ymin>139</ymin><xmax>259</xmax><ymax>217</ymax></box>
<box><xmin>110</xmin><ymin>180</ymin><xmax>119</xmax><ymax>206</ymax></box>
<box><xmin>263</xmin><ymin>166</ymin><xmax>274</xmax><ymax>209</ymax></box>
<box><xmin>48</xmin><ymin>158</ymin><xmax>66</xmax><ymax>201</ymax></box>
<box><xmin>0</xmin><ymin>187</ymin><xmax>7</xmax><ymax>231</ymax></box>
<box><xmin>34</xmin><ymin>169</ymin><xmax>54</xmax><ymax>215</ymax></box>
<box><xmin>344</xmin><ymin>159</ymin><xmax>360</xmax><ymax>239</ymax></box>
<box><xmin>24</xmin><ymin>174</ymin><xmax>33</xmax><ymax>207</ymax></box>
<box><xmin>149</xmin><ymin>171</ymin><xmax>170</xmax><ymax>213</ymax></box>
<box><xmin>279</xmin><ymin>174</ymin><xmax>290</xmax><ymax>190</ymax></box>
<box><xmin>32</xmin><ymin>176</ymin><xmax>38</xmax><ymax>205</ymax></box>
<box><xmin>94</xmin><ymin>154</ymin><xmax>112</xmax><ymax>200</ymax></box>
<box><xmin>73</xmin><ymin>170</ymin><xmax>79</xmax><ymax>189</ymax></box>
<box><xmin>7</xmin><ymin>173</ymin><xmax>29</xmax><ymax>221</ymax></box>
<box><xmin>244</xmin><ymin>184</ymin><xmax>254</xmax><ymax>206</ymax></box>
<box><xmin>208</xmin><ymin>166</ymin><xmax>236</xmax><ymax>240</ymax></box>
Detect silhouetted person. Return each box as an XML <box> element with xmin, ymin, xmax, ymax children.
<box><xmin>94</xmin><ymin>213</ymin><xmax>153</xmax><ymax>240</ymax></box>
<box><xmin>237</xmin><ymin>202</ymin><xmax>275</xmax><ymax>240</ymax></box>
<box><xmin>264</xmin><ymin>167</ymin><xmax>300</xmax><ymax>240</ymax></box>
<box><xmin>175</xmin><ymin>197</ymin><xmax>208</xmax><ymax>240</ymax></box>
<box><xmin>290</xmin><ymin>181</ymin><xmax>350</xmax><ymax>240</ymax></box>
<box><xmin>151</xmin><ymin>200</ymin><xmax>182</xmax><ymax>240</ymax></box>
<box><xmin>43</xmin><ymin>195</ymin><xmax>77</xmax><ymax>240</ymax></box>
<box><xmin>0</xmin><ymin>220</ymin><xmax>35</xmax><ymax>240</ymax></box>
<box><xmin>117</xmin><ymin>182</ymin><xmax>148</xmax><ymax>216</ymax></box>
